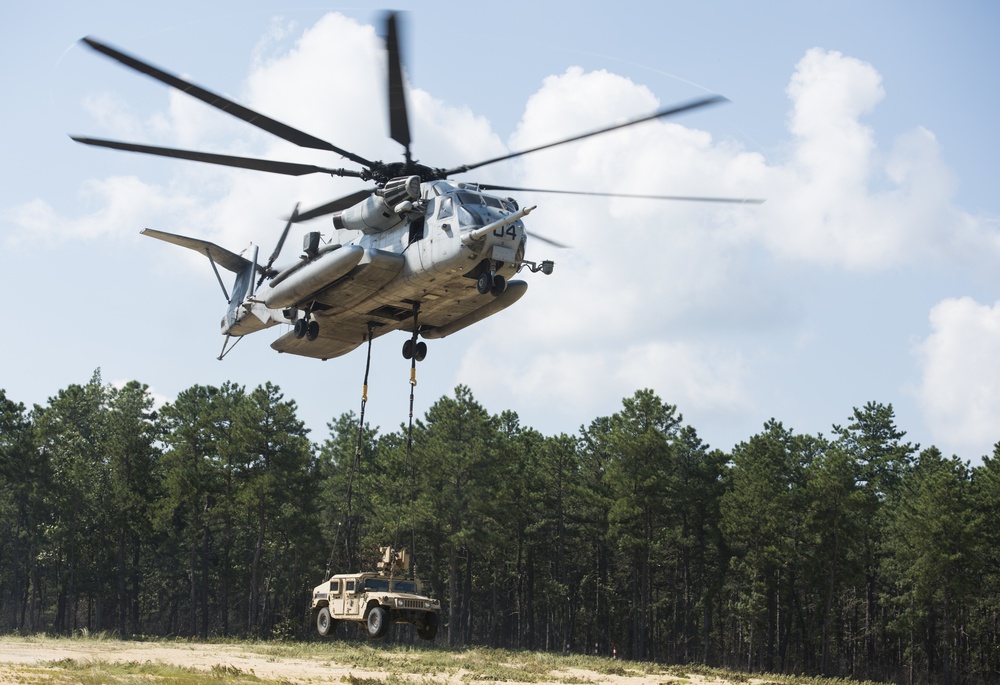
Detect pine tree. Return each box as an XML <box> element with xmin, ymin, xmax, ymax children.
<box><xmin>884</xmin><ymin>448</ymin><xmax>977</xmax><ymax>683</ymax></box>
<box><xmin>101</xmin><ymin>381</ymin><xmax>160</xmax><ymax>636</ymax></box>
<box><xmin>317</xmin><ymin>411</ymin><xmax>380</xmax><ymax>574</ymax></box>
<box><xmin>411</xmin><ymin>385</ymin><xmax>496</xmax><ymax>646</ymax></box>
<box><xmin>0</xmin><ymin>389</ymin><xmax>41</xmax><ymax>631</ymax></box>
<box><xmin>32</xmin><ymin>371</ymin><xmax>107</xmax><ymax>633</ymax></box>
<box><xmin>157</xmin><ymin>383</ymin><xmax>234</xmax><ymax>637</ymax></box>
<box><xmin>721</xmin><ymin>420</ymin><xmax>810</xmax><ymax>672</ymax></box>
<box><xmin>832</xmin><ymin>402</ymin><xmax>915</xmax><ymax>680</ymax></box>
<box><xmin>231</xmin><ymin>382</ymin><xmax>318</xmax><ymax>637</ymax></box>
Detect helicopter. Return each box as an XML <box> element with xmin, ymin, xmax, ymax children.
<box><xmin>72</xmin><ymin>13</ymin><xmax>759</xmax><ymax>362</ymax></box>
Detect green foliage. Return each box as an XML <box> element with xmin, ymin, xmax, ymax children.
<box><xmin>0</xmin><ymin>388</ymin><xmax>40</xmax><ymax>631</ymax></box>
<box><xmin>1</xmin><ymin>378</ymin><xmax>997</xmax><ymax>684</ymax></box>
<box><xmin>883</xmin><ymin>447</ymin><xmax>978</xmax><ymax>677</ymax></box>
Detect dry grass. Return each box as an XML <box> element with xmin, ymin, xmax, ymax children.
<box><xmin>0</xmin><ymin>635</ymin><xmax>887</xmax><ymax>685</ymax></box>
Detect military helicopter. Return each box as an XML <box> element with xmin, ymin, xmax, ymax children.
<box><xmin>72</xmin><ymin>13</ymin><xmax>759</xmax><ymax>362</ymax></box>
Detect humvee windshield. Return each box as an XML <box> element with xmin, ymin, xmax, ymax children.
<box><xmin>361</xmin><ymin>578</ymin><xmax>418</xmax><ymax>593</ymax></box>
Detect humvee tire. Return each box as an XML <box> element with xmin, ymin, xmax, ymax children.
<box><xmin>417</xmin><ymin>611</ymin><xmax>438</xmax><ymax>640</ymax></box>
<box><xmin>316</xmin><ymin>606</ymin><xmax>336</xmax><ymax>637</ymax></box>
<box><xmin>367</xmin><ymin>606</ymin><xmax>390</xmax><ymax>639</ymax></box>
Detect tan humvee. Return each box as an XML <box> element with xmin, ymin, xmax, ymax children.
<box><xmin>311</xmin><ymin>547</ymin><xmax>440</xmax><ymax>640</ymax></box>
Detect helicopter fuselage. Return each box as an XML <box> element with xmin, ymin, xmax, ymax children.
<box><xmin>218</xmin><ymin>178</ymin><xmax>543</xmax><ymax>360</ymax></box>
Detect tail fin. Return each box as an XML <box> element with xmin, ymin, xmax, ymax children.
<box><xmin>141</xmin><ymin>228</ymin><xmax>261</xmax><ymax>334</ymax></box>
<box><xmin>224</xmin><ymin>244</ymin><xmax>258</xmax><ymax>332</ymax></box>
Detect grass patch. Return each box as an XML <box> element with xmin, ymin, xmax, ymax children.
<box><xmin>342</xmin><ymin>674</ymin><xmax>419</xmax><ymax>685</ymax></box>
<box><xmin>343</xmin><ymin>675</ymin><xmax>386</xmax><ymax>685</ymax></box>
<box><xmin>0</xmin><ymin>635</ymin><xmax>892</xmax><ymax>685</ymax></box>
<box><xmin>21</xmin><ymin>657</ymin><xmax>278</xmax><ymax>684</ymax></box>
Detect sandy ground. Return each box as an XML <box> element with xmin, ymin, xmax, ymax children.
<box><xmin>0</xmin><ymin>638</ymin><xmax>359</xmax><ymax>683</ymax></box>
<box><xmin>0</xmin><ymin>636</ymin><xmax>736</xmax><ymax>685</ymax></box>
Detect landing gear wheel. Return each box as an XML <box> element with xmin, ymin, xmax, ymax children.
<box><xmin>477</xmin><ymin>271</ymin><xmax>493</xmax><ymax>295</ymax></box>
<box><xmin>417</xmin><ymin>612</ymin><xmax>438</xmax><ymax>640</ymax></box>
<box><xmin>490</xmin><ymin>274</ymin><xmax>507</xmax><ymax>297</ymax></box>
<box><xmin>403</xmin><ymin>339</ymin><xmax>428</xmax><ymax>361</ymax></box>
<box><xmin>306</xmin><ymin>320</ymin><xmax>320</xmax><ymax>342</ymax></box>
<box><xmin>366</xmin><ymin>606</ymin><xmax>390</xmax><ymax>640</ymax></box>
<box><xmin>293</xmin><ymin>319</ymin><xmax>307</xmax><ymax>339</ymax></box>
<box><xmin>316</xmin><ymin>606</ymin><xmax>336</xmax><ymax>637</ymax></box>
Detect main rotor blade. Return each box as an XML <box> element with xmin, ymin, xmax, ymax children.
<box><xmin>293</xmin><ymin>189</ymin><xmax>374</xmax><ymax>223</ymax></box>
<box><xmin>384</xmin><ymin>12</ymin><xmax>411</xmax><ymax>154</ymax></box>
<box><xmin>80</xmin><ymin>36</ymin><xmax>376</xmax><ymax>168</ymax></box>
<box><xmin>478</xmin><ymin>183</ymin><xmax>765</xmax><ymax>204</ymax></box>
<box><xmin>527</xmin><ymin>231</ymin><xmax>570</xmax><ymax>249</ymax></box>
<box><xmin>71</xmin><ymin>136</ymin><xmax>365</xmax><ymax>177</ymax></box>
<box><xmin>442</xmin><ymin>95</ymin><xmax>729</xmax><ymax>177</ymax></box>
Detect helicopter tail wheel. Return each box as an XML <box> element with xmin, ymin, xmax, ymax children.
<box><xmin>402</xmin><ymin>338</ymin><xmax>413</xmax><ymax>359</ymax></box>
<box><xmin>293</xmin><ymin>318</ymin><xmax>308</xmax><ymax>339</ymax></box>
<box><xmin>476</xmin><ymin>271</ymin><xmax>493</xmax><ymax>295</ymax></box>
<box><xmin>306</xmin><ymin>320</ymin><xmax>320</xmax><ymax>341</ymax></box>
<box><xmin>490</xmin><ymin>275</ymin><xmax>506</xmax><ymax>297</ymax></box>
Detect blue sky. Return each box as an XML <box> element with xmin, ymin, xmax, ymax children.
<box><xmin>3</xmin><ymin>1</ymin><xmax>999</xmax><ymax>462</ymax></box>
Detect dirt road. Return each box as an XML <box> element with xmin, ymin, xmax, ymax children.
<box><xmin>0</xmin><ymin>636</ymin><xmax>732</xmax><ymax>685</ymax></box>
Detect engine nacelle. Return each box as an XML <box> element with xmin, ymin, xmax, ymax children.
<box><xmin>263</xmin><ymin>245</ymin><xmax>365</xmax><ymax>309</ymax></box>
<box><xmin>334</xmin><ymin>176</ymin><xmax>420</xmax><ymax>234</ymax></box>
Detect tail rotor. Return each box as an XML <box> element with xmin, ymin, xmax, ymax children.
<box><xmin>258</xmin><ymin>203</ymin><xmax>300</xmax><ymax>289</ymax></box>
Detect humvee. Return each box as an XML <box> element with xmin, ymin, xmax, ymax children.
<box><xmin>311</xmin><ymin>547</ymin><xmax>440</xmax><ymax>640</ymax></box>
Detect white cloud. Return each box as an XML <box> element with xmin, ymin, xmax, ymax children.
<box><xmin>915</xmin><ymin>297</ymin><xmax>1000</xmax><ymax>457</ymax></box>
<box><xmin>5</xmin><ymin>175</ymin><xmax>201</xmax><ymax>245</ymax></box>
<box><xmin>753</xmin><ymin>48</ymin><xmax>1000</xmax><ymax>271</ymax></box>
<box><xmin>82</xmin><ymin>91</ymin><xmax>145</xmax><ymax>140</ymax></box>
<box><xmin>463</xmin><ymin>46</ymin><xmax>1000</xmax><ymax>427</ymax></box>
<box><xmin>458</xmin><ymin>333</ymin><xmax>752</xmax><ymax>427</ymax></box>
<box><xmin>4</xmin><ymin>199</ymin><xmax>60</xmax><ymax>247</ymax></box>
<box><xmin>786</xmin><ymin>48</ymin><xmax>884</xmax><ymax>145</ymax></box>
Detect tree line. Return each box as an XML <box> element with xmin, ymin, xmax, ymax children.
<box><xmin>1</xmin><ymin>371</ymin><xmax>998</xmax><ymax>684</ymax></box>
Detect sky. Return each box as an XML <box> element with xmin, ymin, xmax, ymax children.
<box><xmin>3</xmin><ymin>1</ymin><xmax>999</xmax><ymax>463</ymax></box>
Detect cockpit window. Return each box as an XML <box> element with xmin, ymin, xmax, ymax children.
<box><xmin>483</xmin><ymin>195</ymin><xmax>504</xmax><ymax>209</ymax></box>
<box><xmin>457</xmin><ymin>192</ymin><xmax>484</xmax><ymax>206</ymax></box>
<box><xmin>438</xmin><ymin>196</ymin><xmax>454</xmax><ymax>219</ymax></box>
<box><xmin>424</xmin><ymin>198</ymin><xmax>436</xmax><ymax>217</ymax></box>
<box><xmin>429</xmin><ymin>181</ymin><xmax>453</xmax><ymax>196</ymax></box>
<box><xmin>458</xmin><ymin>205</ymin><xmax>481</xmax><ymax>228</ymax></box>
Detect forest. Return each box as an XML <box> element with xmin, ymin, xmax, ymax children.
<box><xmin>1</xmin><ymin>370</ymin><xmax>998</xmax><ymax>685</ymax></box>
